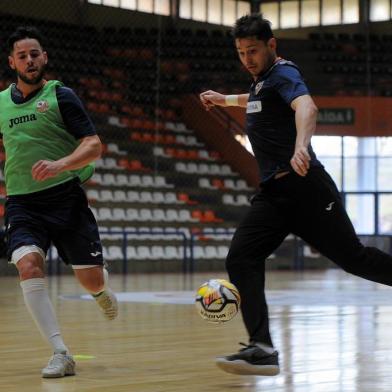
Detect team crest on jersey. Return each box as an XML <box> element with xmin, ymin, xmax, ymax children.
<box><xmin>36</xmin><ymin>100</ymin><xmax>49</xmax><ymax>113</ymax></box>
<box><xmin>254</xmin><ymin>81</ymin><xmax>264</xmax><ymax>95</ymax></box>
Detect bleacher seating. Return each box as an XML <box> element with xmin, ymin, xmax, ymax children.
<box><xmin>308</xmin><ymin>32</ymin><xmax>392</xmax><ymax>96</ymax></box>
<box><xmin>0</xmin><ymin>13</ymin><xmax>312</xmax><ymax>268</ymax></box>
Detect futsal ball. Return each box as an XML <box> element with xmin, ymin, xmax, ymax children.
<box><xmin>195</xmin><ymin>279</ymin><xmax>240</xmax><ymax>323</ymax></box>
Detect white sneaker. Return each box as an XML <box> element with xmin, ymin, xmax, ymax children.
<box><xmin>94</xmin><ymin>289</ymin><xmax>118</xmax><ymax>320</ymax></box>
<box><xmin>42</xmin><ymin>351</ymin><xmax>75</xmax><ymax>378</ymax></box>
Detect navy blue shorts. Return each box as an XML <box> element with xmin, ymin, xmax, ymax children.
<box><xmin>5</xmin><ymin>178</ymin><xmax>104</xmax><ymax>266</ymax></box>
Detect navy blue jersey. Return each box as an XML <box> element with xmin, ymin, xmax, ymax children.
<box><xmin>3</xmin><ymin>83</ymin><xmax>96</xmax><ymax>139</ymax></box>
<box><xmin>246</xmin><ymin>59</ymin><xmax>321</xmax><ymax>183</ymax></box>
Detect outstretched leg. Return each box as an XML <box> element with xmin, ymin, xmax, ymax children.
<box><xmin>293</xmin><ymin>169</ymin><xmax>392</xmax><ymax>285</ymax></box>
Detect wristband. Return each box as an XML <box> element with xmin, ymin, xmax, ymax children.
<box><xmin>225</xmin><ymin>95</ymin><xmax>239</xmax><ymax>106</ymax></box>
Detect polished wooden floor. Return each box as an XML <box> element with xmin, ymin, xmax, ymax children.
<box><xmin>1</xmin><ymin>269</ymin><xmax>392</xmax><ymax>392</ymax></box>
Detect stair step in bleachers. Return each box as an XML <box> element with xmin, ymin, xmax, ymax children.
<box><xmin>125</xmin><ymin>245</ymin><xmax>186</xmax><ymax>261</ymax></box>
<box><xmin>91</xmin><ymin>207</ymin><xmax>200</xmax><ymax>222</ymax></box>
<box><xmin>102</xmin><ymin>245</ymin><xmax>230</xmax><ymax>261</ymax></box>
<box><xmin>192</xmin><ymin>245</ymin><xmax>229</xmax><ymax>260</ymax></box>
<box><xmin>90</xmin><ymin>173</ymin><xmax>175</xmax><ymax>188</ymax></box>
<box><xmin>192</xmin><ymin>227</ymin><xmax>235</xmax><ymax>241</ymax></box>
<box><xmin>91</xmin><ymin>207</ymin><xmax>225</xmax><ymax>223</ymax></box>
<box><xmin>101</xmin><ymin>142</ymin><xmax>127</xmax><ymax>155</ymax></box>
<box><xmin>175</xmin><ymin>162</ymin><xmax>238</xmax><ymax>176</ymax></box>
<box><xmin>100</xmin><ymin>226</ymin><xmax>191</xmax><ymax>241</ymax></box>
<box><xmin>95</xmin><ymin>158</ymin><xmax>123</xmax><ymax>170</ymax></box>
<box><xmin>174</xmin><ymin>135</ymin><xmax>204</xmax><ymax>147</ymax></box>
<box><xmin>199</xmin><ymin>177</ymin><xmax>253</xmax><ymax>191</ymax></box>
<box><xmin>130</xmin><ymin>131</ymin><xmax>202</xmax><ymax>146</ymax></box>
<box><xmin>222</xmin><ymin>194</ymin><xmax>250</xmax><ymax>206</ymax></box>
<box><xmin>87</xmin><ymin>189</ymin><xmax>196</xmax><ymax>205</ymax></box>
<box><xmin>164</xmin><ymin>122</ymin><xmax>193</xmax><ymax>134</ymax></box>
<box><xmin>153</xmin><ymin>146</ymin><xmax>218</xmax><ymax>161</ymax></box>
<box><xmin>99</xmin><ymin>226</ymin><xmax>237</xmax><ymax>241</ymax></box>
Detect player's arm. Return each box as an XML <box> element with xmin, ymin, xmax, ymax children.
<box><xmin>31</xmin><ymin>135</ymin><xmax>102</xmax><ymax>181</ymax></box>
<box><xmin>200</xmin><ymin>90</ymin><xmax>249</xmax><ymax>110</ymax></box>
<box><xmin>290</xmin><ymin>95</ymin><xmax>318</xmax><ymax>177</ymax></box>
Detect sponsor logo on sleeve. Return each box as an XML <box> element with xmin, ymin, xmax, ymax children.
<box><xmin>246</xmin><ymin>101</ymin><xmax>262</xmax><ymax>113</ymax></box>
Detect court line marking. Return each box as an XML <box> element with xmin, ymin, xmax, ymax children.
<box><xmin>60</xmin><ymin>289</ymin><xmax>392</xmax><ymax>306</ymax></box>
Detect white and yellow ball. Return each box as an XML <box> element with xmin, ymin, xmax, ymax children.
<box><xmin>195</xmin><ymin>279</ymin><xmax>240</xmax><ymax>323</ymax></box>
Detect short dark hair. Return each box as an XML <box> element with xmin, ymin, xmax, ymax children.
<box><xmin>233</xmin><ymin>13</ymin><xmax>274</xmax><ymax>43</ymax></box>
<box><xmin>7</xmin><ymin>26</ymin><xmax>44</xmax><ymax>54</ymax></box>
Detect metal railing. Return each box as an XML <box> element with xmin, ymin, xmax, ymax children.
<box><xmin>45</xmin><ymin>227</ymin><xmax>392</xmax><ymax>274</ymax></box>
<box><xmin>47</xmin><ymin>229</ymin><xmax>189</xmax><ymax>275</ymax></box>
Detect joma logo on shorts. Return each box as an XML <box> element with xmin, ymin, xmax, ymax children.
<box><xmin>9</xmin><ymin>114</ymin><xmax>37</xmax><ymax>128</ymax></box>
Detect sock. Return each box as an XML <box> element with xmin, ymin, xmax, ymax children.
<box><xmin>20</xmin><ymin>278</ymin><xmax>68</xmax><ymax>354</ymax></box>
<box><xmin>252</xmin><ymin>342</ymin><xmax>276</xmax><ymax>354</ymax></box>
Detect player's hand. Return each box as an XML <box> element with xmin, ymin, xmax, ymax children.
<box><xmin>290</xmin><ymin>146</ymin><xmax>310</xmax><ymax>177</ymax></box>
<box><xmin>31</xmin><ymin>160</ymin><xmax>66</xmax><ymax>181</ymax></box>
<box><xmin>199</xmin><ymin>90</ymin><xmax>226</xmax><ymax>111</ymax></box>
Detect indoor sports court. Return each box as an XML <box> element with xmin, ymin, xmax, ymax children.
<box><xmin>2</xmin><ymin>271</ymin><xmax>392</xmax><ymax>391</ymax></box>
<box><xmin>1</xmin><ymin>0</ymin><xmax>392</xmax><ymax>391</ymax></box>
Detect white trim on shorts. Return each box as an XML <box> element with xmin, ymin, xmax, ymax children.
<box><xmin>72</xmin><ymin>265</ymin><xmax>103</xmax><ymax>270</ymax></box>
<box><xmin>11</xmin><ymin>245</ymin><xmax>46</xmax><ymax>264</ymax></box>
<box><xmin>10</xmin><ymin>246</ymin><xmax>103</xmax><ymax>269</ymax></box>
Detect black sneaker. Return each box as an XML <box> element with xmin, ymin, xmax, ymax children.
<box><xmin>215</xmin><ymin>343</ymin><xmax>280</xmax><ymax>376</ymax></box>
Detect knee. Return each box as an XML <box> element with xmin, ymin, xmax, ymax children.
<box><xmin>16</xmin><ymin>254</ymin><xmax>45</xmax><ymax>280</ymax></box>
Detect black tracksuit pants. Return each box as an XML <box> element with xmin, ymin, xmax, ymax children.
<box><xmin>226</xmin><ymin>167</ymin><xmax>392</xmax><ymax>346</ymax></box>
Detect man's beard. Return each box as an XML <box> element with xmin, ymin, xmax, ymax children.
<box><xmin>258</xmin><ymin>54</ymin><xmax>277</xmax><ymax>76</ymax></box>
<box><xmin>17</xmin><ymin>66</ymin><xmax>45</xmax><ymax>85</ymax></box>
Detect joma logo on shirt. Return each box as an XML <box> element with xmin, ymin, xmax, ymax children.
<box><xmin>9</xmin><ymin>114</ymin><xmax>37</xmax><ymax>128</ymax></box>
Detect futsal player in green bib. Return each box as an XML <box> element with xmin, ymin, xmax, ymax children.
<box><xmin>1</xmin><ymin>26</ymin><xmax>118</xmax><ymax>378</ymax></box>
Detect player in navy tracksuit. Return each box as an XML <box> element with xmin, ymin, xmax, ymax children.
<box><xmin>200</xmin><ymin>13</ymin><xmax>392</xmax><ymax>376</ymax></box>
